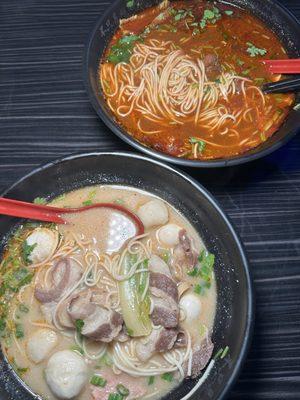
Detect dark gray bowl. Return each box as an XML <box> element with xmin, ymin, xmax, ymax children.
<box><xmin>0</xmin><ymin>152</ymin><xmax>253</xmax><ymax>400</ymax></box>
<box><xmin>84</xmin><ymin>0</ymin><xmax>300</xmax><ymax>168</ymax></box>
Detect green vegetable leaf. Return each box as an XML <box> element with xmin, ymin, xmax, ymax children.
<box><xmin>90</xmin><ymin>375</ymin><xmax>107</xmax><ymax>387</ymax></box>
<box><xmin>203</xmin><ymin>9</ymin><xmax>215</xmax><ymax>19</ymax></box>
<box><xmin>161</xmin><ymin>372</ymin><xmax>173</xmax><ymax>382</ymax></box>
<box><xmin>246</xmin><ymin>42</ymin><xmax>267</xmax><ymax>57</ymax></box>
<box><xmin>33</xmin><ymin>197</ymin><xmax>47</xmax><ymax>205</ymax></box>
<box><xmin>119</xmin><ymin>254</ymin><xmax>151</xmax><ymax>337</ymax></box>
<box><xmin>22</xmin><ymin>240</ymin><xmax>37</xmax><ymax>265</ymax></box>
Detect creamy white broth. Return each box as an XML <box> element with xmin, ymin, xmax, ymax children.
<box><xmin>1</xmin><ymin>185</ymin><xmax>216</xmax><ymax>400</ymax></box>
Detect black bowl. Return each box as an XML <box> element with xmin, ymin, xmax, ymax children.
<box><xmin>84</xmin><ymin>0</ymin><xmax>300</xmax><ymax>168</ymax></box>
<box><xmin>0</xmin><ymin>152</ymin><xmax>253</xmax><ymax>400</ymax></box>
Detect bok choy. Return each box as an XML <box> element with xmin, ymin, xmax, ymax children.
<box><xmin>119</xmin><ymin>254</ymin><xmax>151</xmax><ymax>337</ymax></box>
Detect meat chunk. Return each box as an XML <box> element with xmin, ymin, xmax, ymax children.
<box><xmin>82</xmin><ymin>306</ymin><xmax>123</xmax><ymax>343</ymax></box>
<box><xmin>151</xmin><ymin>296</ymin><xmax>179</xmax><ymax>328</ymax></box>
<box><xmin>177</xmin><ymin>229</ymin><xmax>198</xmax><ymax>268</ymax></box>
<box><xmin>135</xmin><ymin>327</ymin><xmax>177</xmax><ymax>362</ymax></box>
<box><xmin>149</xmin><ymin>255</ymin><xmax>179</xmax><ymax>328</ymax></box>
<box><xmin>150</xmin><ymin>272</ymin><xmax>178</xmax><ymax>302</ymax></box>
<box><xmin>203</xmin><ymin>54</ymin><xmax>221</xmax><ymax>78</ymax></box>
<box><xmin>68</xmin><ymin>289</ymin><xmax>96</xmax><ymax>321</ymax></box>
<box><xmin>149</xmin><ymin>254</ymin><xmax>172</xmax><ymax>277</ymax></box>
<box><xmin>186</xmin><ymin>336</ymin><xmax>214</xmax><ymax>378</ymax></box>
<box><xmin>35</xmin><ymin>257</ymin><xmax>82</xmax><ymax>304</ymax></box>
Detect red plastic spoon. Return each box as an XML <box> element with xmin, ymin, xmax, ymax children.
<box><xmin>0</xmin><ymin>197</ymin><xmax>144</xmax><ymax>235</ymax></box>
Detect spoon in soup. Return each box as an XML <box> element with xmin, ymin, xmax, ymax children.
<box><xmin>0</xmin><ymin>197</ymin><xmax>144</xmax><ymax>252</ymax></box>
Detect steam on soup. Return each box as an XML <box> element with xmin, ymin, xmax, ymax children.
<box><xmin>0</xmin><ymin>186</ymin><xmax>217</xmax><ymax>400</ymax></box>
<box><xmin>99</xmin><ymin>0</ymin><xmax>294</xmax><ymax>160</ymax></box>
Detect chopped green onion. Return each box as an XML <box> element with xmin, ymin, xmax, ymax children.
<box><xmin>116</xmin><ymin>384</ymin><xmax>130</xmax><ymax>397</ymax></box>
<box><xmin>108</xmin><ymin>393</ymin><xmax>123</xmax><ymax>400</ymax></box>
<box><xmin>224</xmin><ymin>10</ymin><xmax>233</xmax><ymax>16</ymax></box>
<box><xmin>22</xmin><ymin>241</ymin><xmax>37</xmax><ymax>265</ymax></box>
<box><xmin>70</xmin><ymin>345</ymin><xmax>84</xmax><ymax>355</ymax></box>
<box><xmin>33</xmin><ymin>197</ymin><xmax>47</xmax><ymax>205</ymax></box>
<box><xmin>148</xmin><ymin>376</ymin><xmax>155</xmax><ymax>385</ymax></box>
<box><xmin>82</xmin><ymin>200</ymin><xmax>92</xmax><ymax>206</ymax></box>
<box><xmin>18</xmin><ymin>304</ymin><xmax>29</xmax><ymax>313</ymax></box>
<box><xmin>75</xmin><ymin>319</ymin><xmax>84</xmax><ymax>334</ymax></box>
<box><xmin>214</xmin><ymin>348</ymin><xmax>224</xmax><ymax>360</ymax></box>
<box><xmin>221</xmin><ymin>345</ymin><xmax>229</xmax><ymax>359</ymax></box>
<box><xmin>90</xmin><ymin>375</ymin><xmax>107</xmax><ymax>387</ymax></box>
<box><xmin>161</xmin><ymin>372</ymin><xmax>173</xmax><ymax>382</ymax></box>
<box><xmin>15</xmin><ymin>323</ymin><xmax>24</xmax><ymax>339</ymax></box>
<box><xmin>126</xmin><ymin>0</ymin><xmax>134</xmax><ymax>7</ymax></box>
<box><xmin>187</xmin><ymin>267</ymin><xmax>199</xmax><ymax>277</ymax></box>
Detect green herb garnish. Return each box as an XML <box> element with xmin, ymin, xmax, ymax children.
<box><xmin>148</xmin><ymin>376</ymin><xmax>155</xmax><ymax>385</ymax></box>
<box><xmin>224</xmin><ymin>10</ymin><xmax>233</xmax><ymax>16</ymax></box>
<box><xmin>90</xmin><ymin>375</ymin><xmax>107</xmax><ymax>387</ymax></box>
<box><xmin>221</xmin><ymin>345</ymin><xmax>229</xmax><ymax>359</ymax></box>
<box><xmin>246</xmin><ymin>42</ymin><xmax>267</xmax><ymax>57</ymax></box>
<box><xmin>189</xmin><ymin>137</ymin><xmax>206</xmax><ymax>155</ymax></box>
<box><xmin>107</xmin><ymin>35</ymin><xmax>142</xmax><ymax>64</ymax></box>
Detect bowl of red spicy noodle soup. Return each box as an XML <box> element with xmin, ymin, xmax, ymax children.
<box><xmin>84</xmin><ymin>0</ymin><xmax>300</xmax><ymax>167</ymax></box>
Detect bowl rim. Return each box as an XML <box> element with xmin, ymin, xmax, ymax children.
<box><xmin>83</xmin><ymin>0</ymin><xmax>300</xmax><ymax>168</ymax></box>
<box><xmin>0</xmin><ymin>151</ymin><xmax>255</xmax><ymax>400</ymax></box>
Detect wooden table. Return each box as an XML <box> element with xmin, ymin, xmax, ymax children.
<box><xmin>0</xmin><ymin>0</ymin><xmax>300</xmax><ymax>398</ymax></box>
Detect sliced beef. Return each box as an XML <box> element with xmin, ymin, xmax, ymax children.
<box><xmin>151</xmin><ymin>296</ymin><xmax>178</xmax><ymax>328</ymax></box>
<box><xmin>35</xmin><ymin>258</ymin><xmax>82</xmax><ymax>304</ymax></box>
<box><xmin>81</xmin><ymin>306</ymin><xmax>123</xmax><ymax>343</ymax></box>
<box><xmin>149</xmin><ymin>255</ymin><xmax>179</xmax><ymax>329</ymax></box>
<box><xmin>185</xmin><ymin>336</ymin><xmax>214</xmax><ymax>378</ymax></box>
<box><xmin>135</xmin><ymin>327</ymin><xmax>178</xmax><ymax>362</ymax></box>
<box><xmin>150</xmin><ymin>272</ymin><xmax>178</xmax><ymax>302</ymax></box>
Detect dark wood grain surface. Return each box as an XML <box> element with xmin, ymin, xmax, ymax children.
<box><xmin>0</xmin><ymin>0</ymin><xmax>300</xmax><ymax>398</ymax></box>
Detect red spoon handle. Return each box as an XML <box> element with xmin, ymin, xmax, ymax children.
<box><xmin>0</xmin><ymin>198</ymin><xmax>144</xmax><ymax>235</ymax></box>
<box><xmin>0</xmin><ymin>197</ymin><xmax>65</xmax><ymax>223</ymax></box>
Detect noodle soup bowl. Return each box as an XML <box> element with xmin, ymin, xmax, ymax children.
<box><xmin>84</xmin><ymin>0</ymin><xmax>300</xmax><ymax>167</ymax></box>
<box><xmin>0</xmin><ymin>152</ymin><xmax>253</xmax><ymax>400</ymax></box>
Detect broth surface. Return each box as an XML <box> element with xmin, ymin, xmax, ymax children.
<box><xmin>100</xmin><ymin>0</ymin><xmax>294</xmax><ymax>160</ymax></box>
<box><xmin>0</xmin><ymin>186</ymin><xmax>217</xmax><ymax>400</ymax></box>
